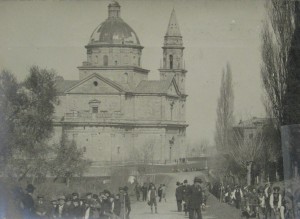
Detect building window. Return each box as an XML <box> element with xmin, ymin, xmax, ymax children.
<box><xmin>115</xmin><ymin>60</ymin><xmax>118</xmax><ymax>66</ymax></box>
<box><xmin>93</xmin><ymin>81</ymin><xmax>98</xmax><ymax>86</ymax></box>
<box><xmin>103</xmin><ymin>55</ymin><xmax>108</xmax><ymax>66</ymax></box>
<box><xmin>92</xmin><ymin>106</ymin><xmax>98</xmax><ymax>114</ymax></box>
<box><xmin>169</xmin><ymin>55</ymin><xmax>173</xmax><ymax>69</ymax></box>
<box><xmin>95</xmin><ymin>55</ymin><xmax>98</xmax><ymax>64</ymax></box>
<box><xmin>124</xmin><ymin>72</ymin><xmax>128</xmax><ymax>83</ymax></box>
<box><xmin>83</xmin><ymin>146</ymin><xmax>86</xmax><ymax>153</ymax></box>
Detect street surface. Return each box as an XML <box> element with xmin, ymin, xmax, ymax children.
<box><xmin>130</xmin><ymin>172</ymin><xmax>240</xmax><ymax>219</ymax></box>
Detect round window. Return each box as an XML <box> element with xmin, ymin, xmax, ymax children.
<box><xmin>93</xmin><ymin>81</ymin><xmax>98</xmax><ymax>86</ymax></box>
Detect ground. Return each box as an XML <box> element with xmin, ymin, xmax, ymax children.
<box><xmin>130</xmin><ymin>172</ymin><xmax>240</xmax><ymax>219</ymax></box>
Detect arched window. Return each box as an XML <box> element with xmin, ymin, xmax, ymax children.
<box><xmin>124</xmin><ymin>72</ymin><xmax>128</xmax><ymax>83</ymax></box>
<box><xmin>169</xmin><ymin>55</ymin><xmax>173</xmax><ymax>69</ymax></box>
<box><xmin>95</xmin><ymin>55</ymin><xmax>98</xmax><ymax>64</ymax></box>
<box><xmin>103</xmin><ymin>55</ymin><xmax>108</xmax><ymax>66</ymax></box>
<box><xmin>115</xmin><ymin>60</ymin><xmax>118</xmax><ymax>66</ymax></box>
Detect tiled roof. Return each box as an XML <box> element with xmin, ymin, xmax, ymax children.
<box><xmin>135</xmin><ymin>80</ymin><xmax>171</xmax><ymax>94</ymax></box>
<box><xmin>55</xmin><ymin>80</ymin><xmax>78</xmax><ymax>93</ymax></box>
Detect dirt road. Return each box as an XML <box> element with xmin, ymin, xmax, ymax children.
<box><xmin>130</xmin><ymin>171</ymin><xmax>240</xmax><ymax>219</ymax></box>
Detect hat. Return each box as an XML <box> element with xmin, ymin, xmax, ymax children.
<box><xmin>72</xmin><ymin>192</ymin><xmax>79</xmax><ymax>197</ymax></box>
<box><xmin>58</xmin><ymin>195</ymin><xmax>65</xmax><ymax>201</ymax></box>
<box><xmin>86</xmin><ymin>192</ymin><xmax>92</xmax><ymax>197</ymax></box>
<box><xmin>25</xmin><ymin>184</ymin><xmax>35</xmax><ymax>193</ymax></box>
<box><xmin>194</xmin><ymin>177</ymin><xmax>202</xmax><ymax>183</ymax></box>
<box><xmin>273</xmin><ymin>186</ymin><xmax>280</xmax><ymax>192</ymax></box>
<box><xmin>37</xmin><ymin>195</ymin><xmax>44</xmax><ymax>199</ymax></box>
<box><xmin>183</xmin><ymin>180</ymin><xmax>188</xmax><ymax>183</ymax></box>
<box><xmin>176</xmin><ymin>182</ymin><xmax>180</xmax><ymax>186</ymax></box>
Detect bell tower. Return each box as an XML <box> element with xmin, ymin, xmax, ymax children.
<box><xmin>159</xmin><ymin>9</ymin><xmax>187</xmax><ymax>94</ymax></box>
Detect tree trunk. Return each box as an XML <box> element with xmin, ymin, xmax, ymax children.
<box><xmin>66</xmin><ymin>177</ymin><xmax>70</xmax><ymax>187</ymax></box>
<box><xmin>247</xmin><ymin>162</ymin><xmax>252</xmax><ymax>186</ymax></box>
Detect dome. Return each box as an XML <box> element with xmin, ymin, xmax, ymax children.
<box><xmin>89</xmin><ymin>18</ymin><xmax>140</xmax><ymax>46</ymax></box>
<box><xmin>88</xmin><ymin>2</ymin><xmax>141</xmax><ymax>47</ymax></box>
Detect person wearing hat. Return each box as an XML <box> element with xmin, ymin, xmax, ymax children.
<box><xmin>175</xmin><ymin>181</ymin><xmax>183</xmax><ymax>212</ymax></box>
<box><xmin>141</xmin><ymin>183</ymin><xmax>148</xmax><ymax>202</ymax></box>
<box><xmin>264</xmin><ymin>182</ymin><xmax>272</xmax><ymax>218</ymax></box>
<box><xmin>54</xmin><ymin>195</ymin><xmax>67</xmax><ymax>218</ymax></box>
<box><xmin>34</xmin><ymin>195</ymin><xmax>47</xmax><ymax>218</ymax></box>
<box><xmin>147</xmin><ymin>184</ymin><xmax>158</xmax><ymax>214</ymax></box>
<box><xmin>182</xmin><ymin>180</ymin><xmax>190</xmax><ymax>216</ymax></box>
<box><xmin>234</xmin><ymin>185</ymin><xmax>243</xmax><ymax>209</ymax></box>
<box><xmin>70</xmin><ymin>198</ymin><xmax>82</xmax><ymax>219</ymax></box>
<box><xmin>111</xmin><ymin>193</ymin><xmax>120</xmax><ymax>218</ymax></box>
<box><xmin>270</xmin><ymin>186</ymin><xmax>282</xmax><ymax>219</ymax></box>
<box><xmin>187</xmin><ymin>177</ymin><xmax>205</xmax><ymax>219</ymax></box>
<box><xmin>123</xmin><ymin>186</ymin><xmax>131</xmax><ymax>218</ymax></box>
<box><xmin>20</xmin><ymin>184</ymin><xmax>35</xmax><ymax>219</ymax></box>
<box><xmin>161</xmin><ymin>184</ymin><xmax>167</xmax><ymax>203</ymax></box>
<box><xmin>257</xmin><ymin>189</ymin><xmax>266</xmax><ymax>219</ymax></box>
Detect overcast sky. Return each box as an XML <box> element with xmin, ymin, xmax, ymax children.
<box><xmin>0</xmin><ymin>0</ymin><xmax>267</xmax><ymax>145</ymax></box>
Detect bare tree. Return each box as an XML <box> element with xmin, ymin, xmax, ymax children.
<box><xmin>230</xmin><ymin>131</ymin><xmax>265</xmax><ymax>185</ymax></box>
<box><xmin>261</xmin><ymin>0</ymin><xmax>296</xmax><ymax>179</ymax></box>
<box><xmin>261</xmin><ymin>0</ymin><xmax>295</xmax><ymax>129</ymax></box>
<box><xmin>214</xmin><ymin>63</ymin><xmax>234</xmax><ymax>153</ymax></box>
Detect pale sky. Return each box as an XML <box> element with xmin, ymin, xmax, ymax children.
<box><xmin>0</xmin><ymin>0</ymin><xmax>267</xmax><ymax>145</ymax></box>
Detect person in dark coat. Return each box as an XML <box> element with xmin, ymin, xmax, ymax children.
<box><xmin>124</xmin><ymin>186</ymin><xmax>131</xmax><ymax>218</ymax></box>
<box><xmin>34</xmin><ymin>195</ymin><xmax>47</xmax><ymax>218</ymax></box>
<box><xmin>188</xmin><ymin>177</ymin><xmax>204</xmax><ymax>219</ymax></box>
<box><xmin>21</xmin><ymin>184</ymin><xmax>35</xmax><ymax>219</ymax></box>
<box><xmin>182</xmin><ymin>180</ymin><xmax>190</xmax><ymax>216</ymax></box>
<box><xmin>157</xmin><ymin>184</ymin><xmax>163</xmax><ymax>202</ymax></box>
<box><xmin>113</xmin><ymin>194</ymin><xmax>121</xmax><ymax>218</ymax></box>
<box><xmin>71</xmin><ymin>198</ymin><xmax>82</xmax><ymax>219</ymax></box>
<box><xmin>142</xmin><ymin>183</ymin><xmax>148</xmax><ymax>202</ymax></box>
<box><xmin>175</xmin><ymin>182</ymin><xmax>183</xmax><ymax>212</ymax></box>
<box><xmin>54</xmin><ymin>195</ymin><xmax>67</xmax><ymax>218</ymax></box>
<box><xmin>134</xmin><ymin>183</ymin><xmax>141</xmax><ymax>201</ymax></box>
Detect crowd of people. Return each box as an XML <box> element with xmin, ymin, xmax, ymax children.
<box><xmin>12</xmin><ymin>183</ymin><xmax>131</xmax><ymax>219</ymax></box>
<box><xmin>210</xmin><ymin>181</ymin><xmax>299</xmax><ymax>219</ymax></box>
<box><xmin>175</xmin><ymin>177</ymin><xmax>208</xmax><ymax>219</ymax></box>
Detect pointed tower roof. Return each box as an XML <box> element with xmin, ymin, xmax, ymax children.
<box><xmin>166</xmin><ymin>9</ymin><xmax>181</xmax><ymax>37</ymax></box>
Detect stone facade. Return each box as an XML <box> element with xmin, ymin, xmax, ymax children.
<box><xmin>52</xmin><ymin>2</ymin><xmax>188</xmax><ymax>163</ymax></box>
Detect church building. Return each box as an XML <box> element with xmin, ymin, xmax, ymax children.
<box><xmin>53</xmin><ymin>1</ymin><xmax>188</xmax><ymax>164</ymax></box>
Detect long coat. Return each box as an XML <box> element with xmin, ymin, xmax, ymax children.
<box><xmin>188</xmin><ymin>185</ymin><xmax>203</xmax><ymax>209</ymax></box>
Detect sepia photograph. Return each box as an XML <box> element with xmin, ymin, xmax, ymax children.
<box><xmin>0</xmin><ymin>0</ymin><xmax>299</xmax><ymax>218</ymax></box>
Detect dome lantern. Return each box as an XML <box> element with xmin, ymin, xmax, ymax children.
<box><xmin>108</xmin><ymin>1</ymin><xmax>121</xmax><ymax>18</ymax></box>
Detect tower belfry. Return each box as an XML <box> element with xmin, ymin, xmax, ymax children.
<box><xmin>160</xmin><ymin>9</ymin><xmax>187</xmax><ymax>95</ymax></box>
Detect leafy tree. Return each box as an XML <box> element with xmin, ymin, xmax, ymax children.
<box><xmin>50</xmin><ymin>134</ymin><xmax>91</xmax><ymax>187</ymax></box>
<box><xmin>214</xmin><ymin>63</ymin><xmax>234</xmax><ymax>153</ymax></box>
<box><xmin>0</xmin><ymin>66</ymin><xmax>58</xmax><ymax>181</ymax></box>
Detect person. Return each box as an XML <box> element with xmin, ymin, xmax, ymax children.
<box><xmin>157</xmin><ymin>184</ymin><xmax>163</xmax><ymax>202</ymax></box>
<box><xmin>71</xmin><ymin>198</ymin><xmax>82</xmax><ymax>219</ymax></box>
<box><xmin>48</xmin><ymin>198</ymin><xmax>57</xmax><ymax>218</ymax></box>
<box><xmin>264</xmin><ymin>182</ymin><xmax>272</xmax><ymax>219</ymax></box>
<box><xmin>234</xmin><ymin>185</ymin><xmax>243</xmax><ymax>209</ymax></box>
<box><xmin>134</xmin><ymin>183</ymin><xmax>141</xmax><ymax>201</ymax></box>
<box><xmin>270</xmin><ymin>186</ymin><xmax>283</xmax><ymax>219</ymax></box>
<box><xmin>34</xmin><ymin>195</ymin><xmax>47</xmax><ymax>219</ymax></box>
<box><xmin>182</xmin><ymin>180</ymin><xmax>189</xmax><ymax>216</ymax></box>
<box><xmin>175</xmin><ymin>182</ymin><xmax>183</xmax><ymax>212</ymax></box>
<box><xmin>161</xmin><ymin>184</ymin><xmax>167</xmax><ymax>202</ymax></box>
<box><xmin>113</xmin><ymin>194</ymin><xmax>121</xmax><ymax>219</ymax></box>
<box><xmin>55</xmin><ymin>195</ymin><xmax>67</xmax><ymax>218</ymax></box>
<box><xmin>188</xmin><ymin>177</ymin><xmax>205</xmax><ymax>219</ymax></box>
<box><xmin>142</xmin><ymin>183</ymin><xmax>148</xmax><ymax>202</ymax></box>
<box><xmin>124</xmin><ymin>186</ymin><xmax>131</xmax><ymax>218</ymax></box>
<box><xmin>257</xmin><ymin>188</ymin><xmax>266</xmax><ymax>219</ymax></box>
<box><xmin>147</xmin><ymin>184</ymin><xmax>158</xmax><ymax>214</ymax></box>
<box><xmin>21</xmin><ymin>184</ymin><xmax>35</xmax><ymax>219</ymax></box>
